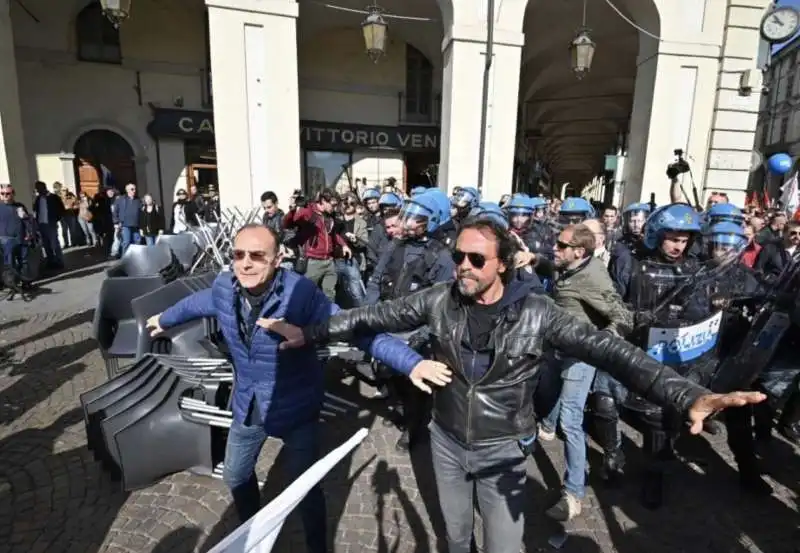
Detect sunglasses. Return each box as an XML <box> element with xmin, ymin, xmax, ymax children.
<box><xmin>556</xmin><ymin>240</ymin><xmax>575</xmax><ymax>250</ymax></box>
<box><xmin>452</xmin><ymin>249</ymin><xmax>492</xmax><ymax>269</ymax></box>
<box><xmin>232</xmin><ymin>249</ymin><xmax>271</xmax><ymax>263</ymax></box>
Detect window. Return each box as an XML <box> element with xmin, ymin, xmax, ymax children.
<box><xmin>780</xmin><ymin>115</ymin><xmax>790</xmax><ymax>142</ymax></box>
<box><xmin>76</xmin><ymin>2</ymin><xmax>122</xmax><ymax>64</ymax></box>
<box><xmin>405</xmin><ymin>45</ymin><xmax>433</xmax><ymax>122</ymax></box>
<box><xmin>304</xmin><ymin>151</ymin><xmax>352</xmax><ymax>198</ymax></box>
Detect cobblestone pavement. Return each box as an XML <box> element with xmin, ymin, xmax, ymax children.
<box><xmin>0</xmin><ymin>262</ymin><xmax>799</xmax><ymax>553</ymax></box>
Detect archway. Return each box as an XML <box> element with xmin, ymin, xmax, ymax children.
<box><xmin>520</xmin><ymin>0</ymin><xmax>661</xmax><ymax>196</ymax></box>
<box><xmin>73</xmin><ymin>129</ymin><xmax>135</xmax><ymax>197</ymax></box>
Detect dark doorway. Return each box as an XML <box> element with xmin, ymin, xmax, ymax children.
<box><xmin>404</xmin><ymin>152</ymin><xmax>439</xmax><ymax>190</ymax></box>
<box><xmin>73</xmin><ymin>129</ymin><xmax>135</xmax><ymax>197</ymax></box>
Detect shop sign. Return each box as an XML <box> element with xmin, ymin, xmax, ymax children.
<box><xmin>148</xmin><ymin>109</ymin><xmax>440</xmax><ymax>152</ymax></box>
<box><xmin>300</xmin><ymin>122</ymin><xmax>439</xmax><ymax>152</ymax></box>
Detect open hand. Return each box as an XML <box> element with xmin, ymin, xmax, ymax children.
<box><xmin>146</xmin><ymin>314</ymin><xmax>163</xmax><ymax>337</ymax></box>
<box><xmin>257</xmin><ymin>318</ymin><xmax>306</xmax><ymax>349</ymax></box>
<box><xmin>514</xmin><ymin>251</ymin><xmax>536</xmax><ymax>269</ymax></box>
<box><xmin>409</xmin><ymin>360</ymin><xmax>452</xmax><ymax>394</ymax></box>
<box><xmin>687</xmin><ymin>391</ymin><xmax>766</xmax><ymax>435</ymax></box>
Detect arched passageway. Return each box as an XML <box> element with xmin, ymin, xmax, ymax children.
<box><xmin>73</xmin><ymin>129</ymin><xmax>135</xmax><ymax>197</ymax></box>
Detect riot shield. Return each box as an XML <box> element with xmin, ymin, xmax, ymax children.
<box><xmin>623</xmin><ymin>258</ymin><xmax>729</xmax><ymax>422</ymax></box>
<box><xmin>710</xmin><ymin>252</ymin><xmax>800</xmax><ymax>393</ymax></box>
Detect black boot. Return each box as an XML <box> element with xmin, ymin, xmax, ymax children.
<box><xmin>777</xmin><ymin>391</ymin><xmax>800</xmax><ymax>445</ymax></box>
<box><xmin>395</xmin><ymin>430</ymin><xmax>411</xmax><ymax>452</ymax></box>
<box><xmin>594</xmin><ymin>418</ymin><xmax>625</xmax><ymax>482</ymax></box>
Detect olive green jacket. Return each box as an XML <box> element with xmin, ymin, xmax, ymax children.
<box><xmin>553</xmin><ymin>256</ymin><xmax>633</xmax><ymax>337</ymax></box>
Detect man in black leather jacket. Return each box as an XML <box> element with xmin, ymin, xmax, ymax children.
<box><xmin>261</xmin><ymin>219</ymin><xmax>765</xmax><ymax>553</ymax></box>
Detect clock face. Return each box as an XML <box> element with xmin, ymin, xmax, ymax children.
<box><xmin>761</xmin><ymin>6</ymin><xmax>800</xmax><ymax>43</ymax></box>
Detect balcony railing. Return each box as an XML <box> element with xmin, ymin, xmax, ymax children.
<box><xmin>398</xmin><ymin>92</ymin><xmax>442</xmax><ymax>126</ymax></box>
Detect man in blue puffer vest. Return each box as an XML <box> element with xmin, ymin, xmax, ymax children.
<box><xmin>147</xmin><ymin>223</ymin><xmax>450</xmax><ymax>553</ymax></box>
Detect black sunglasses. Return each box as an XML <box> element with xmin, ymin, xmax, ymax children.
<box><xmin>452</xmin><ymin>249</ymin><xmax>488</xmax><ymax>269</ymax></box>
<box><xmin>556</xmin><ymin>240</ymin><xmax>575</xmax><ymax>250</ymax></box>
<box><xmin>232</xmin><ymin>249</ymin><xmax>270</xmax><ymax>263</ymax></box>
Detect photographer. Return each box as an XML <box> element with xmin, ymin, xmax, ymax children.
<box><xmin>282</xmin><ymin>188</ymin><xmax>351</xmax><ymax>300</ymax></box>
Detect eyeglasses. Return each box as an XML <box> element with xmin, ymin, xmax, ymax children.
<box><xmin>452</xmin><ymin>249</ymin><xmax>494</xmax><ymax>269</ymax></box>
<box><xmin>556</xmin><ymin>240</ymin><xmax>575</xmax><ymax>250</ymax></box>
<box><xmin>232</xmin><ymin>249</ymin><xmax>271</xmax><ymax>263</ymax></box>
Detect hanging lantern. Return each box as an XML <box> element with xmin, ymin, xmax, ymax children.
<box><xmin>569</xmin><ymin>29</ymin><xmax>596</xmax><ymax>80</ymax></box>
<box><xmin>100</xmin><ymin>0</ymin><xmax>132</xmax><ymax>28</ymax></box>
<box><xmin>362</xmin><ymin>5</ymin><xmax>388</xmax><ymax>63</ymax></box>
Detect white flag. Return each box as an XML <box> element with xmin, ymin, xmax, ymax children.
<box><xmin>779</xmin><ymin>171</ymin><xmax>798</xmax><ymax>215</ymax></box>
<box><xmin>206</xmin><ymin>428</ymin><xmax>369</xmax><ymax>553</ymax></box>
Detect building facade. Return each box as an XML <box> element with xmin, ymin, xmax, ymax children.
<box><xmin>0</xmin><ymin>0</ymin><xmax>772</xmax><ymax>213</ymax></box>
<box><xmin>752</xmin><ymin>32</ymin><xmax>800</xmax><ymax>200</ymax></box>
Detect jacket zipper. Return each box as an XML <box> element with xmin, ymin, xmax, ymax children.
<box><xmin>452</xmin><ymin>309</ymin><xmax>473</xmax><ymax>443</ymax></box>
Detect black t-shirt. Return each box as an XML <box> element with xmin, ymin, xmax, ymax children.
<box><xmin>465</xmin><ymin>299</ymin><xmax>503</xmax><ymax>351</ymax></box>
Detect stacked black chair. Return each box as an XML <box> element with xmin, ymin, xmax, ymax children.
<box><xmin>156</xmin><ymin>233</ymin><xmax>200</xmax><ymax>272</ymax></box>
<box><xmin>93</xmin><ymin>243</ymin><xmax>186</xmax><ymax>378</ymax></box>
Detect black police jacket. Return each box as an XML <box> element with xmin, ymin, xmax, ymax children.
<box><xmin>302</xmin><ymin>281</ymin><xmax>709</xmax><ymax>448</ymax></box>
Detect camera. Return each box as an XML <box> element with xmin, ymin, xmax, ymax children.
<box><xmin>666</xmin><ymin>149</ymin><xmax>691</xmax><ymax>179</ymax></box>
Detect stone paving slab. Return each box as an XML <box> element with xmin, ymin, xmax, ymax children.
<box><xmin>0</xmin><ymin>298</ymin><xmax>798</xmax><ymax>553</ymax></box>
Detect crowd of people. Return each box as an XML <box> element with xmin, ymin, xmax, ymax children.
<box><xmin>0</xmin><ymin>180</ymin><xmax>221</xmax><ymax>291</ymax></box>
<box><xmin>141</xmin><ymin>170</ymin><xmax>797</xmax><ymax>553</ymax></box>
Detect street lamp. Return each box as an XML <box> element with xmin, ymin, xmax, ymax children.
<box><xmin>362</xmin><ymin>4</ymin><xmax>388</xmax><ymax>63</ymax></box>
<box><xmin>569</xmin><ymin>28</ymin><xmax>595</xmax><ymax>80</ymax></box>
<box><xmin>100</xmin><ymin>0</ymin><xmax>132</xmax><ymax>28</ymax></box>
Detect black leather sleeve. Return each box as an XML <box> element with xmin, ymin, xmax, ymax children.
<box><xmin>537</xmin><ymin>296</ymin><xmax>708</xmax><ymax>414</ymax></box>
<box><xmin>302</xmin><ymin>282</ymin><xmax>448</xmax><ymax>344</ymax></box>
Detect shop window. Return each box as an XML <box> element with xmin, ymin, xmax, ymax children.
<box><xmin>304</xmin><ymin>151</ymin><xmax>353</xmax><ymax>198</ymax></box>
<box><xmin>405</xmin><ymin>45</ymin><xmax>433</xmax><ymax>122</ymax></box>
<box><xmin>76</xmin><ymin>2</ymin><xmax>122</xmax><ymax>64</ymax></box>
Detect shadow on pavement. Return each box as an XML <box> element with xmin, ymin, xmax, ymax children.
<box><xmin>0</xmin><ymin>408</ymin><xmax>130</xmax><ymax>552</ymax></box>
<box><xmin>0</xmin><ymin>338</ymin><xmax>95</xmax><ymax>426</ymax></box>
<box><xmin>0</xmin><ymin>310</ymin><xmax>94</xmax><ymax>354</ymax></box>
<box><xmin>588</xmin><ymin>430</ymin><xmax>800</xmax><ymax>553</ymax></box>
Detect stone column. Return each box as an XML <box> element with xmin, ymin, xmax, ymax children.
<box><xmin>0</xmin><ymin>0</ymin><xmax>31</xmax><ymax>202</ymax></box>
<box><xmin>206</xmin><ymin>0</ymin><xmax>301</xmax><ymax>211</ymax></box>
<box><xmin>437</xmin><ymin>26</ymin><xmax>525</xmax><ymax>203</ymax></box>
<box><xmin>702</xmin><ymin>1</ymin><xmax>770</xmax><ymax>207</ymax></box>
<box><xmin>623</xmin><ymin>38</ymin><xmax>722</xmax><ymax>207</ymax></box>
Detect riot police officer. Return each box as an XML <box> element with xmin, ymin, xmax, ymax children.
<box><xmin>701</xmin><ymin>220</ymin><xmax>773</xmax><ymax>494</ymax></box>
<box><xmin>608</xmin><ymin>202</ymin><xmax>651</xmax><ymax>296</ymax></box>
<box><xmin>593</xmin><ymin>203</ymin><xmax>708</xmax><ymax>507</ymax></box>
<box><xmin>505</xmin><ymin>194</ymin><xmax>556</xmax><ymax>286</ymax></box>
<box><xmin>450</xmin><ymin>186</ymin><xmax>481</xmax><ymax>228</ymax></box>
<box><xmin>558</xmin><ymin>197</ymin><xmax>595</xmax><ymax>226</ymax></box>
<box><xmin>366</xmin><ymin>192</ymin><xmax>403</xmax><ymax>274</ymax></box>
<box><xmin>361</xmin><ymin>187</ymin><xmax>383</xmax><ymax>235</ymax></box>
<box><xmin>366</xmin><ymin>189</ymin><xmax>456</xmax><ymax>451</ymax></box>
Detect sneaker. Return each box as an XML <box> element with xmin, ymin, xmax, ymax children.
<box><xmin>545</xmin><ymin>492</ymin><xmax>582</xmax><ymax>522</ymax></box>
<box><xmin>538</xmin><ymin>424</ymin><xmax>556</xmax><ymax>442</ymax></box>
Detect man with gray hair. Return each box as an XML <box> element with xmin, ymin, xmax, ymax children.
<box><xmin>536</xmin><ymin>222</ymin><xmax>632</xmax><ymax>520</ymax></box>
<box><xmin>583</xmin><ymin>218</ymin><xmax>611</xmax><ymax>267</ymax></box>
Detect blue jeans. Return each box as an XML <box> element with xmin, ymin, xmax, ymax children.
<box><xmin>222</xmin><ymin>419</ymin><xmax>326</xmax><ymax>553</ymax></box>
<box><xmin>429</xmin><ymin>421</ymin><xmax>527</xmax><ymax>553</ymax></box>
<box><xmin>540</xmin><ymin>358</ymin><xmax>596</xmax><ymax>498</ymax></box>
<box><xmin>0</xmin><ymin>236</ymin><xmax>19</xmax><ymax>267</ymax></box>
<box><xmin>38</xmin><ymin>222</ymin><xmax>63</xmax><ymax>265</ymax></box>
<box><xmin>144</xmin><ymin>235</ymin><xmax>156</xmax><ymax>246</ymax></box>
<box><xmin>335</xmin><ymin>258</ymin><xmax>366</xmax><ymax>307</ymax></box>
<box><xmin>120</xmin><ymin>226</ymin><xmax>141</xmax><ymax>254</ymax></box>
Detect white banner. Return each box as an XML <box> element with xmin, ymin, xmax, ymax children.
<box><xmin>207</xmin><ymin>428</ymin><xmax>369</xmax><ymax>553</ymax></box>
<box><xmin>780</xmin><ymin>171</ymin><xmax>798</xmax><ymax>215</ymax></box>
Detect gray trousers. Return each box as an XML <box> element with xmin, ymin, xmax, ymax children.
<box><xmin>304</xmin><ymin>258</ymin><xmax>337</xmax><ymax>300</ymax></box>
<box><xmin>429</xmin><ymin>422</ymin><xmax>527</xmax><ymax>553</ymax></box>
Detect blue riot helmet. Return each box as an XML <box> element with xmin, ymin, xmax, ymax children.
<box><xmin>378</xmin><ymin>192</ymin><xmax>403</xmax><ymax>216</ymax></box>
<box><xmin>411</xmin><ymin>186</ymin><xmax>428</xmax><ymax>197</ymax></box>
<box><xmin>558</xmin><ymin>197</ymin><xmax>595</xmax><ymax>225</ymax></box>
<box><xmin>642</xmin><ymin>203</ymin><xmax>702</xmax><ymax>256</ymax></box>
<box><xmin>530</xmin><ymin>196</ymin><xmax>548</xmax><ymax>220</ymax></box>
<box><xmin>452</xmin><ymin>186</ymin><xmax>481</xmax><ymax>217</ymax></box>
<box><xmin>398</xmin><ymin>189</ymin><xmax>447</xmax><ymax>235</ymax></box>
<box><xmin>362</xmin><ymin>187</ymin><xmax>381</xmax><ymax>202</ymax></box>
<box><xmin>507</xmin><ymin>194</ymin><xmax>534</xmax><ymax>231</ymax></box>
<box><xmin>622</xmin><ymin>202</ymin><xmax>651</xmax><ymax>236</ymax></box>
<box><xmin>471</xmin><ymin>201</ymin><xmax>509</xmax><ymax>230</ymax></box>
<box><xmin>425</xmin><ymin>188</ymin><xmax>452</xmax><ymax>229</ymax></box>
<box><xmin>705</xmin><ymin>221</ymin><xmax>747</xmax><ymax>264</ymax></box>
<box><xmin>704</xmin><ymin>203</ymin><xmax>745</xmax><ymax>229</ymax></box>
